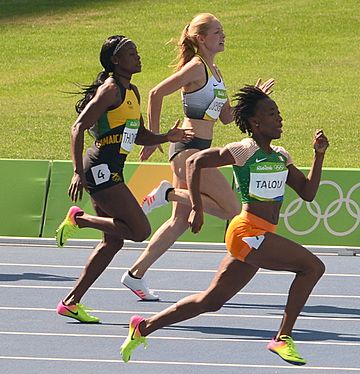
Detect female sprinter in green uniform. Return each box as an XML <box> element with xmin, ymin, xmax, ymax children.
<box><xmin>120</xmin><ymin>85</ymin><xmax>329</xmax><ymax>366</ymax></box>
<box><xmin>54</xmin><ymin>35</ymin><xmax>193</xmax><ymax>323</ymax></box>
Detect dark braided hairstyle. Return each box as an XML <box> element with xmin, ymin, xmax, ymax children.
<box><xmin>74</xmin><ymin>35</ymin><xmax>130</xmax><ymax>114</ymax></box>
<box><xmin>233</xmin><ymin>85</ymin><xmax>270</xmax><ymax>136</ymax></box>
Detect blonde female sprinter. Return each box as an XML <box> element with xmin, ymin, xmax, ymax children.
<box><xmin>121</xmin><ymin>13</ymin><xmax>274</xmax><ymax>300</ymax></box>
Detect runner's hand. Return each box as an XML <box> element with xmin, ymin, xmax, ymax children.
<box><xmin>255</xmin><ymin>78</ymin><xmax>275</xmax><ymax>94</ymax></box>
<box><xmin>68</xmin><ymin>172</ymin><xmax>87</xmax><ymax>202</ymax></box>
<box><xmin>313</xmin><ymin>129</ymin><xmax>329</xmax><ymax>154</ymax></box>
<box><xmin>188</xmin><ymin>208</ymin><xmax>204</xmax><ymax>234</ymax></box>
<box><xmin>167</xmin><ymin>119</ymin><xmax>194</xmax><ymax>143</ymax></box>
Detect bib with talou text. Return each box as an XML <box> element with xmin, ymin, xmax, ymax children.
<box><xmin>248</xmin><ymin>162</ymin><xmax>288</xmax><ymax>201</ymax></box>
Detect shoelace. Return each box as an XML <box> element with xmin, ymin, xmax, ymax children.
<box><xmin>76</xmin><ymin>303</ymin><xmax>93</xmax><ymax>311</ymax></box>
<box><xmin>279</xmin><ymin>335</ymin><xmax>301</xmax><ymax>358</ymax></box>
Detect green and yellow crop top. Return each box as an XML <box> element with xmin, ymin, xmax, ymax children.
<box><xmin>225</xmin><ymin>138</ymin><xmax>293</xmax><ymax>203</ymax></box>
<box><xmin>181</xmin><ymin>55</ymin><xmax>227</xmax><ymax>121</ymax></box>
<box><xmin>89</xmin><ymin>85</ymin><xmax>141</xmax><ymax>155</ymax></box>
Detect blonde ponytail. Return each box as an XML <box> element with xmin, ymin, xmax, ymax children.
<box><xmin>175</xmin><ymin>24</ymin><xmax>197</xmax><ymax>71</ymax></box>
<box><xmin>173</xmin><ymin>13</ymin><xmax>218</xmax><ymax>71</ymax></box>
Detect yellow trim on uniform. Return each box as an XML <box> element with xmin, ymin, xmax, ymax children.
<box><xmin>106</xmin><ymin>89</ymin><xmax>140</xmax><ymax>129</ymax></box>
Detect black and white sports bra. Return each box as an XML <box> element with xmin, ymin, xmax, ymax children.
<box><xmin>182</xmin><ymin>55</ymin><xmax>227</xmax><ymax>121</ymax></box>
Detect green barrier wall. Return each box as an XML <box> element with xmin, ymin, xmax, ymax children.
<box><xmin>1</xmin><ymin>159</ymin><xmax>359</xmax><ymax>247</ymax></box>
<box><xmin>43</xmin><ymin>160</ymin><xmax>142</xmax><ymax>239</ymax></box>
<box><xmin>0</xmin><ymin>159</ymin><xmax>50</xmax><ymax>237</ymax></box>
<box><xmin>42</xmin><ymin>160</ymin><xmax>99</xmax><ymax>239</ymax></box>
<box><xmin>42</xmin><ymin>161</ymin><xmax>231</xmax><ymax>242</ymax></box>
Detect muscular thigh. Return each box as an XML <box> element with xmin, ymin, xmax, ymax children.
<box><xmin>171</xmin><ymin>149</ymin><xmax>200</xmax><ymax>183</ymax></box>
<box><xmin>205</xmin><ymin>254</ymin><xmax>258</xmax><ymax>300</ymax></box>
<box><xmin>171</xmin><ymin>150</ymin><xmax>238</xmax><ymax>211</ymax></box>
<box><xmin>91</xmin><ymin>201</ymin><xmax>123</xmax><ymax>246</ymax></box>
<box><xmin>245</xmin><ymin>232</ymin><xmax>321</xmax><ymax>272</ymax></box>
<box><xmin>199</xmin><ymin>167</ymin><xmax>238</xmax><ymax>209</ymax></box>
<box><xmin>170</xmin><ymin>172</ymin><xmax>192</xmax><ymax>222</ymax></box>
<box><xmin>91</xmin><ymin>183</ymin><xmax>149</xmax><ymax>229</ymax></box>
<box><xmin>170</xmin><ymin>153</ymin><xmax>196</xmax><ymax>222</ymax></box>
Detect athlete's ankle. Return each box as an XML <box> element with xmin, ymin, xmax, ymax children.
<box><xmin>62</xmin><ymin>297</ymin><xmax>78</xmax><ymax>307</ymax></box>
<box><xmin>74</xmin><ymin>211</ymin><xmax>85</xmax><ymax>226</ymax></box>
<box><xmin>137</xmin><ymin>319</ymin><xmax>147</xmax><ymax>336</ymax></box>
<box><xmin>276</xmin><ymin>333</ymin><xmax>292</xmax><ymax>341</ymax></box>
<box><xmin>165</xmin><ymin>187</ymin><xmax>175</xmax><ymax>201</ymax></box>
<box><xmin>128</xmin><ymin>270</ymin><xmax>142</xmax><ymax>280</ymax></box>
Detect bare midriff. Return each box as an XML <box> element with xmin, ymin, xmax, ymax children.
<box><xmin>181</xmin><ymin>117</ymin><xmax>216</xmax><ymax>140</ymax></box>
<box><xmin>242</xmin><ymin>202</ymin><xmax>283</xmax><ymax>225</ymax></box>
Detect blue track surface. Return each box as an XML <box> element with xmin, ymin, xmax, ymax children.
<box><xmin>0</xmin><ymin>241</ymin><xmax>359</xmax><ymax>373</ymax></box>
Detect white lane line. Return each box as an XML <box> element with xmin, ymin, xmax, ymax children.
<box><xmin>0</xmin><ymin>244</ymin><xmax>226</xmax><ymax>253</ymax></box>
<box><xmin>1</xmin><ymin>331</ymin><xmax>359</xmax><ymax>346</ymax></box>
<box><xmin>0</xmin><ymin>355</ymin><xmax>359</xmax><ymax>371</ymax></box>
<box><xmin>0</xmin><ymin>262</ymin><xmax>359</xmax><ymax>277</ymax></box>
<box><xmin>0</xmin><ymin>306</ymin><xmax>358</xmax><ymax>321</ymax></box>
<box><xmin>0</xmin><ymin>284</ymin><xmax>359</xmax><ymax>299</ymax></box>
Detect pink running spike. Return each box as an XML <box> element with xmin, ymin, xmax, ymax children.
<box><xmin>129</xmin><ymin>315</ymin><xmax>145</xmax><ymax>338</ymax></box>
<box><xmin>67</xmin><ymin>206</ymin><xmax>83</xmax><ymax>225</ymax></box>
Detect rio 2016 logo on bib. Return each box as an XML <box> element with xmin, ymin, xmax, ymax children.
<box><xmin>204</xmin><ymin>88</ymin><xmax>227</xmax><ymax>120</ymax></box>
<box><xmin>120</xmin><ymin>119</ymin><xmax>140</xmax><ymax>154</ymax></box>
<box><xmin>249</xmin><ymin>162</ymin><xmax>288</xmax><ymax>201</ymax></box>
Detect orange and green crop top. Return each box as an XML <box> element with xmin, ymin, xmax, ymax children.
<box><xmin>225</xmin><ymin>138</ymin><xmax>293</xmax><ymax>203</ymax></box>
<box><xmin>89</xmin><ymin>85</ymin><xmax>141</xmax><ymax>155</ymax></box>
<box><xmin>181</xmin><ymin>55</ymin><xmax>228</xmax><ymax>121</ymax></box>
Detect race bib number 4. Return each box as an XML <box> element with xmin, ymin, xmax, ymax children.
<box><xmin>91</xmin><ymin>164</ymin><xmax>111</xmax><ymax>185</ymax></box>
<box><xmin>249</xmin><ymin>162</ymin><xmax>288</xmax><ymax>201</ymax></box>
<box><xmin>120</xmin><ymin>119</ymin><xmax>140</xmax><ymax>154</ymax></box>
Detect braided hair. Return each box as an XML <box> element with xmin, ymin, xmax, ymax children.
<box><xmin>75</xmin><ymin>35</ymin><xmax>131</xmax><ymax>114</ymax></box>
<box><xmin>233</xmin><ymin>86</ymin><xmax>270</xmax><ymax>136</ymax></box>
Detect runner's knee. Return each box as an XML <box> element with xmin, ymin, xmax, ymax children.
<box><xmin>130</xmin><ymin>224</ymin><xmax>151</xmax><ymax>242</ymax></box>
<box><xmin>99</xmin><ymin>238</ymin><xmax>124</xmax><ymax>257</ymax></box>
<box><xmin>168</xmin><ymin>215</ymin><xmax>191</xmax><ymax>232</ymax></box>
<box><xmin>113</xmin><ymin>218</ymin><xmax>151</xmax><ymax>242</ymax></box>
<box><xmin>311</xmin><ymin>257</ymin><xmax>326</xmax><ymax>279</ymax></box>
<box><xmin>198</xmin><ymin>292</ymin><xmax>227</xmax><ymax>313</ymax></box>
<box><xmin>301</xmin><ymin>256</ymin><xmax>325</xmax><ymax>281</ymax></box>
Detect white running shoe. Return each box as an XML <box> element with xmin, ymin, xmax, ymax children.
<box><xmin>121</xmin><ymin>271</ymin><xmax>159</xmax><ymax>301</ymax></box>
<box><xmin>141</xmin><ymin>180</ymin><xmax>173</xmax><ymax>215</ymax></box>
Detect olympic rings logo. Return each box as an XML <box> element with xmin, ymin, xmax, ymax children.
<box><xmin>273</xmin><ymin>164</ymin><xmax>285</xmax><ymax>171</ymax></box>
<box><xmin>280</xmin><ymin>181</ymin><xmax>360</xmax><ymax>236</ymax></box>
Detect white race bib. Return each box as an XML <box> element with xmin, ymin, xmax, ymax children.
<box><xmin>249</xmin><ymin>162</ymin><xmax>288</xmax><ymax>201</ymax></box>
<box><xmin>91</xmin><ymin>164</ymin><xmax>111</xmax><ymax>185</ymax></box>
<box><xmin>204</xmin><ymin>88</ymin><xmax>227</xmax><ymax>120</ymax></box>
<box><xmin>120</xmin><ymin>119</ymin><xmax>140</xmax><ymax>154</ymax></box>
